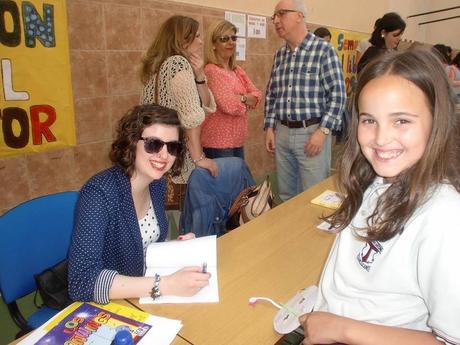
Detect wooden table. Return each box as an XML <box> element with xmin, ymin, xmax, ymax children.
<box><xmin>129</xmin><ymin>176</ymin><xmax>337</xmax><ymax>345</ymax></box>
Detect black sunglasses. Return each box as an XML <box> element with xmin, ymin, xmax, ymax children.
<box><xmin>140</xmin><ymin>137</ymin><xmax>183</xmax><ymax>156</ymax></box>
<box><xmin>218</xmin><ymin>35</ymin><xmax>238</xmax><ymax>43</ymax></box>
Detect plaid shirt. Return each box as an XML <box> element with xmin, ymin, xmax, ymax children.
<box><xmin>264</xmin><ymin>33</ymin><xmax>346</xmax><ymax>131</ymax></box>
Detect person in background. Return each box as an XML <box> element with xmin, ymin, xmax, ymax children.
<box><xmin>313</xmin><ymin>27</ymin><xmax>331</xmax><ymax>43</ymax></box>
<box><xmin>265</xmin><ymin>0</ymin><xmax>346</xmax><ymax>201</ymax></box>
<box><xmin>141</xmin><ymin>15</ymin><xmax>218</xmax><ymax>185</ymax></box>
<box><xmin>300</xmin><ymin>49</ymin><xmax>460</xmax><ymax>344</ymax></box>
<box><xmin>357</xmin><ymin>12</ymin><xmax>405</xmax><ymax>73</ymax></box>
<box><xmin>433</xmin><ymin>44</ymin><xmax>460</xmax><ymax>104</ymax></box>
<box><xmin>451</xmin><ymin>53</ymin><xmax>460</xmax><ymax>103</ymax></box>
<box><xmin>356</xmin><ymin>18</ymin><xmax>381</xmax><ymax>65</ymax></box>
<box><xmin>68</xmin><ymin>104</ymin><xmax>211</xmax><ymax>304</ymax></box>
<box><xmin>202</xmin><ymin>20</ymin><xmax>262</xmax><ymax>160</ymax></box>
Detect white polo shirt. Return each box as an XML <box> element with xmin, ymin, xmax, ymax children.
<box><xmin>315</xmin><ymin>178</ymin><xmax>460</xmax><ymax>344</ymax></box>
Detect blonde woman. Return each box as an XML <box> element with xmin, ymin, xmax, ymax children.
<box><xmin>141</xmin><ymin>15</ymin><xmax>218</xmax><ymax>181</ymax></box>
<box><xmin>202</xmin><ymin>20</ymin><xmax>261</xmax><ymax>159</ymax></box>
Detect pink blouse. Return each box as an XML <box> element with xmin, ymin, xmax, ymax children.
<box><xmin>201</xmin><ymin>64</ymin><xmax>262</xmax><ymax>148</ymax></box>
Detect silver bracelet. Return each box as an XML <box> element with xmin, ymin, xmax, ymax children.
<box><xmin>150</xmin><ymin>273</ymin><xmax>161</xmax><ymax>300</ymax></box>
<box><xmin>192</xmin><ymin>152</ymin><xmax>205</xmax><ymax>164</ymax></box>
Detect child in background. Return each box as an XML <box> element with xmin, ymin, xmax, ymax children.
<box><xmin>300</xmin><ymin>49</ymin><xmax>460</xmax><ymax>344</ymax></box>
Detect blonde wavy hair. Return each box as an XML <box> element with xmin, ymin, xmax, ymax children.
<box><xmin>204</xmin><ymin>20</ymin><xmax>237</xmax><ymax>70</ymax></box>
<box><xmin>141</xmin><ymin>15</ymin><xmax>199</xmax><ymax>84</ymax></box>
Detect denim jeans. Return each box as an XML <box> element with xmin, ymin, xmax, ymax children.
<box><xmin>275</xmin><ymin>122</ymin><xmax>331</xmax><ymax>201</ymax></box>
<box><xmin>203</xmin><ymin>147</ymin><xmax>245</xmax><ymax>160</ymax></box>
<box><xmin>179</xmin><ymin>157</ymin><xmax>255</xmax><ymax>237</ymax></box>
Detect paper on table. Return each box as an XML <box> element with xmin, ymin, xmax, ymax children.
<box><xmin>139</xmin><ymin>235</ymin><xmax>219</xmax><ymax>304</ymax></box>
<box><xmin>310</xmin><ymin>190</ymin><xmax>343</xmax><ymax>209</ymax></box>
<box><xmin>18</xmin><ymin>302</ymin><xmax>183</xmax><ymax>345</ymax></box>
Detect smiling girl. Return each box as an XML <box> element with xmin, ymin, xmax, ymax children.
<box><xmin>300</xmin><ymin>50</ymin><xmax>460</xmax><ymax>344</ymax></box>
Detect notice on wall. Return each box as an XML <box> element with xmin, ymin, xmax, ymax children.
<box><xmin>236</xmin><ymin>38</ymin><xmax>246</xmax><ymax>61</ymax></box>
<box><xmin>225</xmin><ymin>11</ymin><xmax>246</xmax><ymax>37</ymax></box>
<box><xmin>247</xmin><ymin>15</ymin><xmax>266</xmax><ymax>39</ymax></box>
<box><xmin>0</xmin><ymin>0</ymin><xmax>76</xmax><ymax>158</ymax></box>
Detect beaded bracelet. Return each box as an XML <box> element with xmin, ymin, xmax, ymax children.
<box><xmin>192</xmin><ymin>152</ymin><xmax>205</xmax><ymax>164</ymax></box>
<box><xmin>150</xmin><ymin>273</ymin><xmax>161</xmax><ymax>300</ymax></box>
<box><xmin>195</xmin><ymin>78</ymin><xmax>206</xmax><ymax>84</ymax></box>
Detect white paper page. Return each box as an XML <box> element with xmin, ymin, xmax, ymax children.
<box><xmin>139</xmin><ymin>235</ymin><xmax>219</xmax><ymax>304</ymax></box>
<box><xmin>18</xmin><ymin>311</ymin><xmax>182</xmax><ymax>345</ymax></box>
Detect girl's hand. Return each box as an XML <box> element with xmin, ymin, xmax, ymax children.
<box><xmin>189</xmin><ymin>52</ymin><xmax>205</xmax><ymax>80</ymax></box>
<box><xmin>300</xmin><ymin>311</ymin><xmax>346</xmax><ymax>345</ymax></box>
<box><xmin>160</xmin><ymin>266</ymin><xmax>210</xmax><ymax>296</ymax></box>
<box><xmin>178</xmin><ymin>232</ymin><xmax>196</xmax><ymax>241</ymax></box>
<box><xmin>196</xmin><ymin>157</ymin><xmax>219</xmax><ymax>177</ymax></box>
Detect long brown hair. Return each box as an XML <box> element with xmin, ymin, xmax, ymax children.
<box><xmin>141</xmin><ymin>15</ymin><xmax>199</xmax><ymax>84</ymax></box>
<box><xmin>327</xmin><ymin>49</ymin><xmax>460</xmax><ymax>241</ymax></box>
<box><xmin>110</xmin><ymin>104</ymin><xmax>184</xmax><ymax>177</ymax></box>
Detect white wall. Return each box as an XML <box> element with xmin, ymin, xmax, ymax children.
<box><xmin>172</xmin><ymin>0</ymin><xmax>460</xmax><ymax>48</ymax></box>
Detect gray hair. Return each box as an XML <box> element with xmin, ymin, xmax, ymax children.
<box><xmin>291</xmin><ymin>0</ymin><xmax>307</xmax><ymax>23</ymax></box>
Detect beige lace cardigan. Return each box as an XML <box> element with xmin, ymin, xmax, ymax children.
<box><xmin>141</xmin><ymin>55</ymin><xmax>216</xmax><ymax>183</ymax></box>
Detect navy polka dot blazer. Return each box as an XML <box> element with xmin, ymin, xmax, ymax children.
<box><xmin>68</xmin><ymin>166</ymin><xmax>168</xmax><ymax>303</ymax></box>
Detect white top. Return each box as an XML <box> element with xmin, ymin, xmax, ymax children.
<box><xmin>315</xmin><ymin>177</ymin><xmax>460</xmax><ymax>344</ymax></box>
<box><xmin>139</xmin><ymin>201</ymin><xmax>160</xmax><ymax>259</ymax></box>
<box><xmin>141</xmin><ymin>55</ymin><xmax>216</xmax><ymax>183</ymax></box>
<box><xmin>357</xmin><ymin>39</ymin><xmax>371</xmax><ymax>54</ymax></box>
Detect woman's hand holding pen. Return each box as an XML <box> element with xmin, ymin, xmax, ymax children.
<box><xmin>160</xmin><ymin>266</ymin><xmax>210</xmax><ymax>297</ymax></box>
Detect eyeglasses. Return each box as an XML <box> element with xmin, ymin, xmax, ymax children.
<box><xmin>218</xmin><ymin>35</ymin><xmax>238</xmax><ymax>43</ymax></box>
<box><xmin>140</xmin><ymin>137</ymin><xmax>183</xmax><ymax>156</ymax></box>
<box><xmin>271</xmin><ymin>9</ymin><xmax>299</xmax><ymax>21</ymax></box>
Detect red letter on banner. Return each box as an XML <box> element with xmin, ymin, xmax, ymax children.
<box><xmin>30</xmin><ymin>105</ymin><xmax>57</xmax><ymax>145</ymax></box>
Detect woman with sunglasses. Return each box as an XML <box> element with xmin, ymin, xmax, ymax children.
<box><xmin>141</xmin><ymin>15</ymin><xmax>218</xmax><ymax>184</ymax></box>
<box><xmin>201</xmin><ymin>20</ymin><xmax>262</xmax><ymax>160</ymax></box>
<box><xmin>68</xmin><ymin>104</ymin><xmax>211</xmax><ymax>304</ymax></box>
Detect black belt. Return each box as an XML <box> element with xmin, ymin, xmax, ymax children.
<box><xmin>280</xmin><ymin>118</ymin><xmax>321</xmax><ymax>128</ymax></box>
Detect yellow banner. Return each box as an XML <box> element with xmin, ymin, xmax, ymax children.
<box><xmin>329</xmin><ymin>28</ymin><xmax>369</xmax><ymax>96</ymax></box>
<box><xmin>0</xmin><ymin>0</ymin><xmax>75</xmax><ymax>157</ymax></box>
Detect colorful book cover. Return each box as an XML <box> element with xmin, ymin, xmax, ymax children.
<box><xmin>310</xmin><ymin>190</ymin><xmax>344</xmax><ymax>209</ymax></box>
<box><xmin>35</xmin><ymin>302</ymin><xmax>151</xmax><ymax>344</ymax></box>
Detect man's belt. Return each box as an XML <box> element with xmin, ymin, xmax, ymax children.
<box><xmin>280</xmin><ymin>118</ymin><xmax>321</xmax><ymax>128</ymax></box>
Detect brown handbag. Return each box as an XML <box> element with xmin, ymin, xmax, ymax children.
<box><xmin>155</xmin><ymin>67</ymin><xmax>187</xmax><ymax>210</ymax></box>
<box><xmin>226</xmin><ymin>176</ymin><xmax>275</xmax><ymax>230</ymax></box>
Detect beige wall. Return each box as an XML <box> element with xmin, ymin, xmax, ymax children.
<box><xmin>174</xmin><ymin>0</ymin><xmax>460</xmax><ymax>48</ymax></box>
<box><xmin>0</xmin><ymin>0</ymin><xmax>280</xmax><ymax>214</ymax></box>
<box><xmin>2</xmin><ymin>0</ymin><xmax>458</xmax><ymax>214</ymax></box>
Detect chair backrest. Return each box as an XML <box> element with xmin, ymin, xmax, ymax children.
<box><xmin>0</xmin><ymin>191</ymin><xmax>79</xmax><ymax>304</ymax></box>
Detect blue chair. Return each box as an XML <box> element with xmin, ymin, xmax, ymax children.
<box><xmin>0</xmin><ymin>191</ymin><xmax>78</xmax><ymax>337</ymax></box>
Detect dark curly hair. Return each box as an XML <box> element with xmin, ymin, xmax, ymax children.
<box><xmin>369</xmin><ymin>12</ymin><xmax>405</xmax><ymax>48</ymax></box>
<box><xmin>110</xmin><ymin>104</ymin><xmax>184</xmax><ymax>177</ymax></box>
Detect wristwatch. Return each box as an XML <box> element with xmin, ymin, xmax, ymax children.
<box><xmin>240</xmin><ymin>95</ymin><xmax>247</xmax><ymax>104</ymax></box>
<box><xmin>319</xmin><ymin>127</ymin><xmax>330</xmax><ymax>135</ymax></box>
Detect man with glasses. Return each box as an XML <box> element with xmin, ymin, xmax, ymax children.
<box><xmin>264</xmin><ymin>0</ymin><xmax>346</xmax><ymax>201</ymax></box>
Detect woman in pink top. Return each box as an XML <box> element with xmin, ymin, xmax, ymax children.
<box><xmin>202</xmin><ymin>20</ymin><xmax>262</xmax><ymax>159</ymax></box>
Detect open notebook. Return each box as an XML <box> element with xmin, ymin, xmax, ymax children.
<box><xmin>139</xmin><ymin>235</ymin><xmax>219</xmax><ymax>304</ymax></box>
